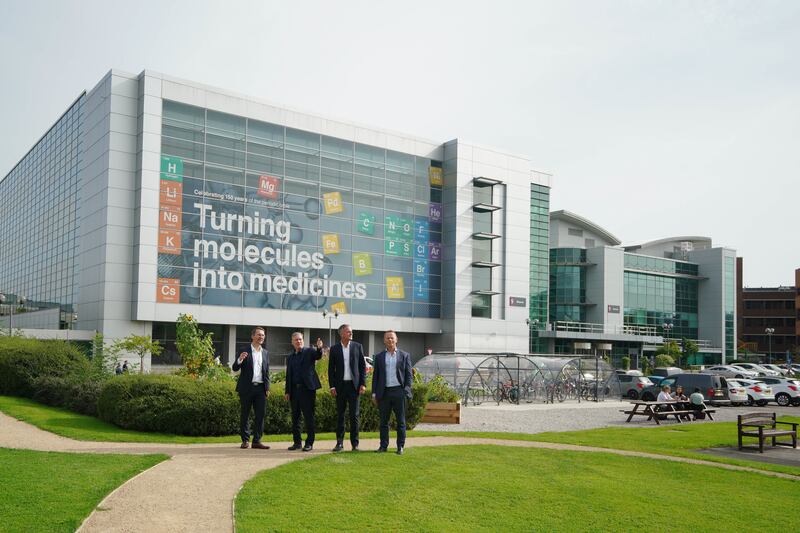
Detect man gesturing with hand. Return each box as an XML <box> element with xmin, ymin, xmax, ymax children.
<box><xmin>232</xmin><ymin>326</ymin><xmax>270</xmax><ymax>449</ymax></box>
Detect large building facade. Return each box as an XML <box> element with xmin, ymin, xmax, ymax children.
<box><xmin>534</xmin><ymin>210</ymin><xmax>737</xmax><ymax>366</ymax></box>
<box><xmin>736</xmin><ymin>259</ymin><xmax>799</xmax><ymax>363</ymax></box>
<box><xmin>0</xmin><ymin>69</ymin><xmax>551</xmax><ymax>367</ymax></box>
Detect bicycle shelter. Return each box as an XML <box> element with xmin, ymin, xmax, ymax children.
<box><xmin>413</xmin><ymin>353</ymin><xmax>621</xmax><ymax>405</ymax></box>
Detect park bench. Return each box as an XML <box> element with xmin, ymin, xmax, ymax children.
<box><xmin>737</xmin><ymin>412</ymin><xmax>797</xmax><ymax>453</ymax></box>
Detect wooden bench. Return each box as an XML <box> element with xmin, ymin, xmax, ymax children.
<box><xmin>738</xmin><ymin>412</ymin><xmax>798</xmax><ymax>453</ymax></box>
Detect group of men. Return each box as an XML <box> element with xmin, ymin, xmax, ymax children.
<box><xmin>233</xmin><ymin>325</ymin><xmax>413</xmax><ymax>455</ymax></box>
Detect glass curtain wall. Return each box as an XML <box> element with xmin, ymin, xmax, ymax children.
<box><xmin>529</xmin><ymin>184</ymin><xmax>549</xmax><ymax>351</ymax></box>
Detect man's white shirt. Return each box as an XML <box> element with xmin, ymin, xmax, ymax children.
<box><xmin>251</xmin><ymin>344</ymin><xmax>263</xmax><ymax>384</ymax></box>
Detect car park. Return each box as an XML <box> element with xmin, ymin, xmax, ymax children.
<box><xmin>761</xmin><ymin>363</ymin><xmax>789</xmax><ymax>376</ymax></box>
<box><xmin>754</xmin><ymin>377</ymin><xmax>800</xmax><ymax>406</ymax></box>
<box><xmin>731</xmin><ymin>363</ymin><xmax>781</xmax><ymax>377</ymax></box>
<box><xmin>734</xmin><ymin>379</ymin><xmax>775</xmax><ymax>406</ymax></box>
<box><xmin>705</xmin><ymin>365</ymin><xmax>758</xmax><ymax>379</ymax></box>
<box><xmin>724</xmin><ymin>380</ymin><xmax>750</xmax><ymax>406</ymax></box>
<box><xmin>617</xmin><ymin>373</ymin><xmax>654</xmax><ymax>399</ymax></box>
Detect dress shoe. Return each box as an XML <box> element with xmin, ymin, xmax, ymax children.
<box><xmin>332</xmin><ymin>443</ymin><xmax>344</xmax><ymax>452</ymax></box>
<box><xmin>396</xmin><ymin>447</ymin><xmax>404</xmax><ymax>455</ymax></box>
<box><xmin>251</xmin><ymin>442</ymin><xmax>270</xmax><ymax>450</ymax></box>
<box><xmin>375</xmin><ymin>447</ymin><xmax>388</xmax><ymax>453</ymax></box>
<box><xmin>240</xmin><ymin>441</ymin><xmax>250</xmax><ymax>449</ymax></box>
<box><xmin>302</xmin><ymin>444</ymin><xmax>313</xmax><ymax>452</ymax></box>
<box><xmin>351</xmin><ymin>445</ymin><xmax>359</xmax><ymax>452</ymax></box>
<box><xmin>288</xmin><ymin>444</ymin><xmax>302</xmax><ymax>451</ymax></box>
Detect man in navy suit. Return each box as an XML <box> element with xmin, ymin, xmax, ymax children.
<box><xmin>284</xmin><ymin>332</ymin><xmax>324</xmax><ymax>452</ymax></box>
<box><xmin>232</xmin><ymin>326</ymin><xmax>270</xmax><ymax>449</ymax></box>
<box><xmin>371</xmin><ymin>330</ymin><xmax>413</xmax><ymax>455</ymax></box>
<box><xmin>328</xmin><ymin>323</ymin><xmax>366</xmax><ymax>452</ymax></box>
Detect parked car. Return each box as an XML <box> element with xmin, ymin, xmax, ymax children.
<box><xmin>734</xmin><ymin>379</ymin><xmax>774</xmax><ymax>406</ymax></box>
<box><xmin>731</xmin><ymin>363</ymin><xmax>781</xmax><ymax>377</ymax></box>
<box><xmin>618</xmin><ymin>373</ymin><xmax>654</xmax><ymax>399</ymax></box>
<box><xmin>640</xmin><ymin>373</ymin><xmax>730</xmax><ymax>404</ymax></box>
<box><xmin>705</xmin><ymin>365</ymin><xmax>759</xmax><ymax>379</ymax></box>
<box><xmin>760</xmin><ymin>363</ymin><xmax>789</xmax><ymax>376</ymax></box>
<box><xmin>754</xmin><ymin>377</ymin><xmax>800</xmax><ymax>406</ymax></box>
<box><xmin>651</xmin><ymin>367</ymin><xmax>683</xmax><ymax>378</ymax></box>
<box><xmin>724</xmin><ymin>380</ymin><xmax>749</xmax><ymax>406</ymax></box>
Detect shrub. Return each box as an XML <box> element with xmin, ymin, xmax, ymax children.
<box><xmin>98</xmin><ymin>374</ymin><xmax>242</xmax><ymax>436</ymax></box>
<box><xmin>655</xmin><ymin>354</ymin><xmax>675</xmax><ymax>368</ymax></box>
<box><xmin>0</xmin><ymin>337</ymin><xmax>90</xmax><ymax>397</ymax></box>
<box><xmin>31</xmin><ymin>374</ymin><xmax>105</xmax><ymax>416</ymax></box>
<box><xmin>424</xmin><ymin>375</ymin><xmax>460</xmax><ymax>403</ymax></box>
<box><xmin>621</xmin><ymin>356</ymin><xmax>631</xmax><ymax>371</ymax></box>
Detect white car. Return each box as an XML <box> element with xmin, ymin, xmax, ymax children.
<box><xmin>755</xmin><ymin>377</ymin><xmax>800</xmax><ymax>407</ymax></box>
<box><xmin>734</xmin><ymin>379</ymin><xmax>775</xmax><ymax>406</ymax></box>
<box><xmin>731</xmin><ymin>363</ymin><xmax>780</xmax><ymax>377</ymax></box>
<box><xmin>761</xmin><ymin>364</ymin><xmax>790</xmax><ymax>376</ymax></box>
<box><xmin>724</xmin><ymin>380</ymin><xmax>749</xmax><ymax>406</ymax></box>
<box><xmin>706</xmin><ymin>365</ymin><xmax>758</xmax><ymax>379</ymax></box>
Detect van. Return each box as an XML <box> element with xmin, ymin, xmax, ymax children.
<box><xmin>641</xmin><ymin>373</ymin><xmax>730</xmax><ymax>404</ymax></box>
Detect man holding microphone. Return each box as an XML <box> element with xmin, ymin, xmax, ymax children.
<box><xmin>232</xmin><ymin>326</ymin><xmax>271</xmax><ymax>449</ymax></box>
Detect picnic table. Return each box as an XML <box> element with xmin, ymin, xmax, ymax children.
<box><xmin>623</xmin><ymin>400</ymin><xmax>715</xmax><ymax>425</ymax></box>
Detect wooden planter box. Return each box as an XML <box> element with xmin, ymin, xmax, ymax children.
<box><xmin>421</xmin><ymin>401</ymin><xmax>461</xmax><ymax>424</ymax></box>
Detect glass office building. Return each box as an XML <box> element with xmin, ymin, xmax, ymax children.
<box><xmin>0</xmin><ymin>69</ymin><xmax>550</xmax><ymax>366</ymax></box>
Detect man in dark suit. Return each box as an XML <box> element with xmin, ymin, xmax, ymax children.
<box><xmin>328</xmin><ymin>323</ymin><xmax>366</xmax><ymax>452</ymax></box>
<box><xmin>284</xmin><ymin>332</ymin><xmax>324</xmax><ymax>452</ymax></box>
<box><xmin>371</xmin><ymin>329</ymin><xmax>413</xmax><ymax>455</ymax></box>
<box><xmin>232</xmin><ymin>326</ymin><xmax>270</xmax><ymax>449</ymax></box>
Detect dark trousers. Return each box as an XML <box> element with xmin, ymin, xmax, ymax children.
<box><xmin>290</xmin><ymin>386</ymin><xmax>316</xmax><ymax>446</ymax></box>
<box><xmin>379</xmin><ymin>386</ymin><xmax>407</xmax><ymax>449</ymax></box>
<box><xmin>239</xmin><ymin>383</ymin><xmax>266</xmax><ymax>443</ymax></box>
<box><xmin>335</xmin><ymin>383</ymin><xmax>360</xmax><ymax>446</ymax></box>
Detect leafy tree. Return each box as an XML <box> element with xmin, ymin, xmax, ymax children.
<box><xmin>175</xmin><ymin>313</ymin><xmax>216</xmax><ymax>378</ymax></box>
<box><xmin>654</xmin><ymin>354</ymin><xmax>675</xmax><ymax>368</ymax></box>
<box><xmin>680</xmin><ymin>338</ymin><xmax>699</xmax><ymax>367</ymax></box>
<box><xmin>621</xmin><ymin>356</ymin><xmax>631</xmax><ymax>371</ymax></box>
<box><xmin>111</xmin><ymin>335</ymin><xmax>163</xmax><ymax>374</ymax></box>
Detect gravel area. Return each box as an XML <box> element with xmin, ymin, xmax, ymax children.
<box><xmin>415</xmin><ymin>401</ymin><xmax>800</xmax><ymax>434</ymax></box>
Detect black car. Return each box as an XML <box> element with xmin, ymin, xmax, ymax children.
<box><xmin>640</xmin><ymin>373</ymin><xmax>730</xmax><ymax>405</ymax></box>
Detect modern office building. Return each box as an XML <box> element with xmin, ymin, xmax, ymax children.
<box><xmin>0</xmin><ymin>69</ymin><xmax>551</xmax><ymax>368</ymax></box>
<box><xmin>532</xmin><ymin>210</ymin><xmax>737</xmax><ymax>366</ymax></box>
<box><xmin>736</xmin><ymin>259</ymin><xmax>799</xmax><ymax>363</ymax></box>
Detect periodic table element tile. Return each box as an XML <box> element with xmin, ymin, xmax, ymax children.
<box><xmin>352</xmin><ymin>253</ymin><xmax>373</xmax><ymax>276</ymax></box>
<box><xmin>160</xmin><ymin>155</ymin><xmax>183</xmax><ymax>182</ymax></box>
<box><xmin>322</xmin><ymin>191</ymin><xmax>344</xmax><ymax>215</ymax></box>
<box><xmin>357</xmin><ymin>212</ymin><xmax>376</xmax><ymax>235</ymax></box>
<box><xmin>386</xmin><ymin>276</ymin><xmax>405</xmax><ymax>299</ymax></box>
<box><xmin>428</xmin><ymin>202</ymin><xmax>442</xmax><ymax>223</ymax></box>
<box><xmin>331</xmin><ymin>301</ymin><xmax>347</xmax><ymax>314</ymax></box>
<box><xmin>428</xmin><ymin>242</ymin><xmax>442</xmax><ymax>261</ymax></box>
<box><xmin>429</xmin><ymin>166</ymin><xmax>443</xmax><ymax>186</ymax></box>
<box><xmin>321</xmin><ymin>233</ymin><xmax>340</xmax><ymax>254</ymax></box>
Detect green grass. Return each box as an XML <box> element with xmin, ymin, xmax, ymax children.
<box><xmin>235</xmin><ymin>445</ymin><xmax>800</xmax><ymax>532</ymax></box>
<box><xmin>2</xmin><ymin>395</ymin><xmax>798</xmax><ymax>477</ymax></box>
<box><xmin>0</xmin><ymin>448</ymin><xmax>166</xmax><ymax>533</ymax></box>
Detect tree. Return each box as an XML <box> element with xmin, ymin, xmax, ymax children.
<box><xmin>681</xmin><ymin>338</ymin><xmax>699</xmax><ymax>367</ymax></box>
<box><xmin>112</xmin><ymin>335</ymin><xmax>163</xmax><ymax>374</ymax></box>
<box><xmin>175</xmin><ymin>313</ymin><xmax>216</xmax><ymax>378</ymax></box>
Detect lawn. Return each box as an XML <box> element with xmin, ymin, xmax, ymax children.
<box><xmin>2</xmin><ymin>395</ymin><xmax>799</xmax><ymax>477</ymax></box>
<box><xmin>235</xmin><ymin>445</ymin><xmax>800</xmax><ymax>532</ymax></box>
<box><xmin>0</xmin><ymin>448</ymin><xmax>166</xmax><ymax>533</ymax></box>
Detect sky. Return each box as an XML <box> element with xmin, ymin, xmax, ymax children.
<box><xmin>1</xmin><ymin>0</ymin><xmax>797</xmax><ymax>287</ymax></box>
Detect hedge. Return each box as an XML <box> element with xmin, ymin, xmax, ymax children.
<box><xmin>0</xmin><ymin>337</ymin><xmax>91</xmax><ymax>396</ymax></box>
<box><xmin>98</xmin><ymin>374</ymin><xmax>429</xmax><ymax>436</ymax></box>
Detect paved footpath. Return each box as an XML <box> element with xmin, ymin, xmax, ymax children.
<box><xmin>1</xmin><ymin>410</ymin><xmax>797</xmax><ymax>533</ymax></box>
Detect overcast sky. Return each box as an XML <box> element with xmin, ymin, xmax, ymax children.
<box><xmin>1</xmin><ymin>0</ymin><xmax>797</xmax><ymax>286</ymax></box>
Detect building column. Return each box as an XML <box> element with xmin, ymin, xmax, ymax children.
<box><xmin>226</xmin><ymin>324</ymin><xmax>237</xmax><ymax>366</ymax></box>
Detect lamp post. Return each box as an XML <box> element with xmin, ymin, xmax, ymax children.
<box><xmin>322</xmin><ymin>308</ymin><xmax>339</xmax><ymax>347</ymax></box>
<box><xmin>526</xmin><ymin>318</ymin><xmax>539</xmax><ymax>353</ymax></box>
<box><xmin>67</xmin><ymin>313</ymin><xmax>78</xmax><ymax>341</ymax></box>
<box><xmin>765</xmin><ymin>327</ymin><xmax>775</xmax><ymax>364</ymax></box>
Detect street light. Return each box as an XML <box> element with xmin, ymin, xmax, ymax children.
<box><xmin>0</xmin><ymin>294</ymin><xmax>26</xmax><ymax>335</ymax></box>
<box><xmin>765</xmin><ymin>327</ymin><xmax>775</xmax><ymax>364</ymax></box>
<box><xmin>322</xmin><ymin>308</ymin><xmax>339</xmax><ymax>347</ymax></box>
<box><xmin>66</xmin><ymin>312</ymin><xmax>78</xmax><ymax>341</ymax></box>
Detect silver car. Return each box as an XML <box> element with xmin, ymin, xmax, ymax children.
<box><xmin>731</xmin><ymin>363</ymin><xmax>779</xmax><ymax>377</ymax></box>
<box><xmin>706</xmin><ymin>365</ymin><xmax>758</xmax><ymax>379</ymax></box>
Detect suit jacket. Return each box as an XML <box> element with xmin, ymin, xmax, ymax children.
<box><xmin>232</xmin><ymin>344</ymin><xmax>270</xmax><ymax>395</ymax></box>
<box><xmin>285</xmin><ymin>346</ymin><xmax>323</xmax><ymax>394</ymax></box>
<box><xmin>328</xmin><ymin>341</ymin><xmax>367</xmax><ymax>391</ymax></box>
<box><xmin>371</xmin><ymin>349</ymin><xmax>413</xmax><ymax>400</ymax></box>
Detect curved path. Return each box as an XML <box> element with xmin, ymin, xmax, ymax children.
<box><xmin>0</xmin><ymin>411</ymin><xmax>797</xmax><ymax>533</ymax></box>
